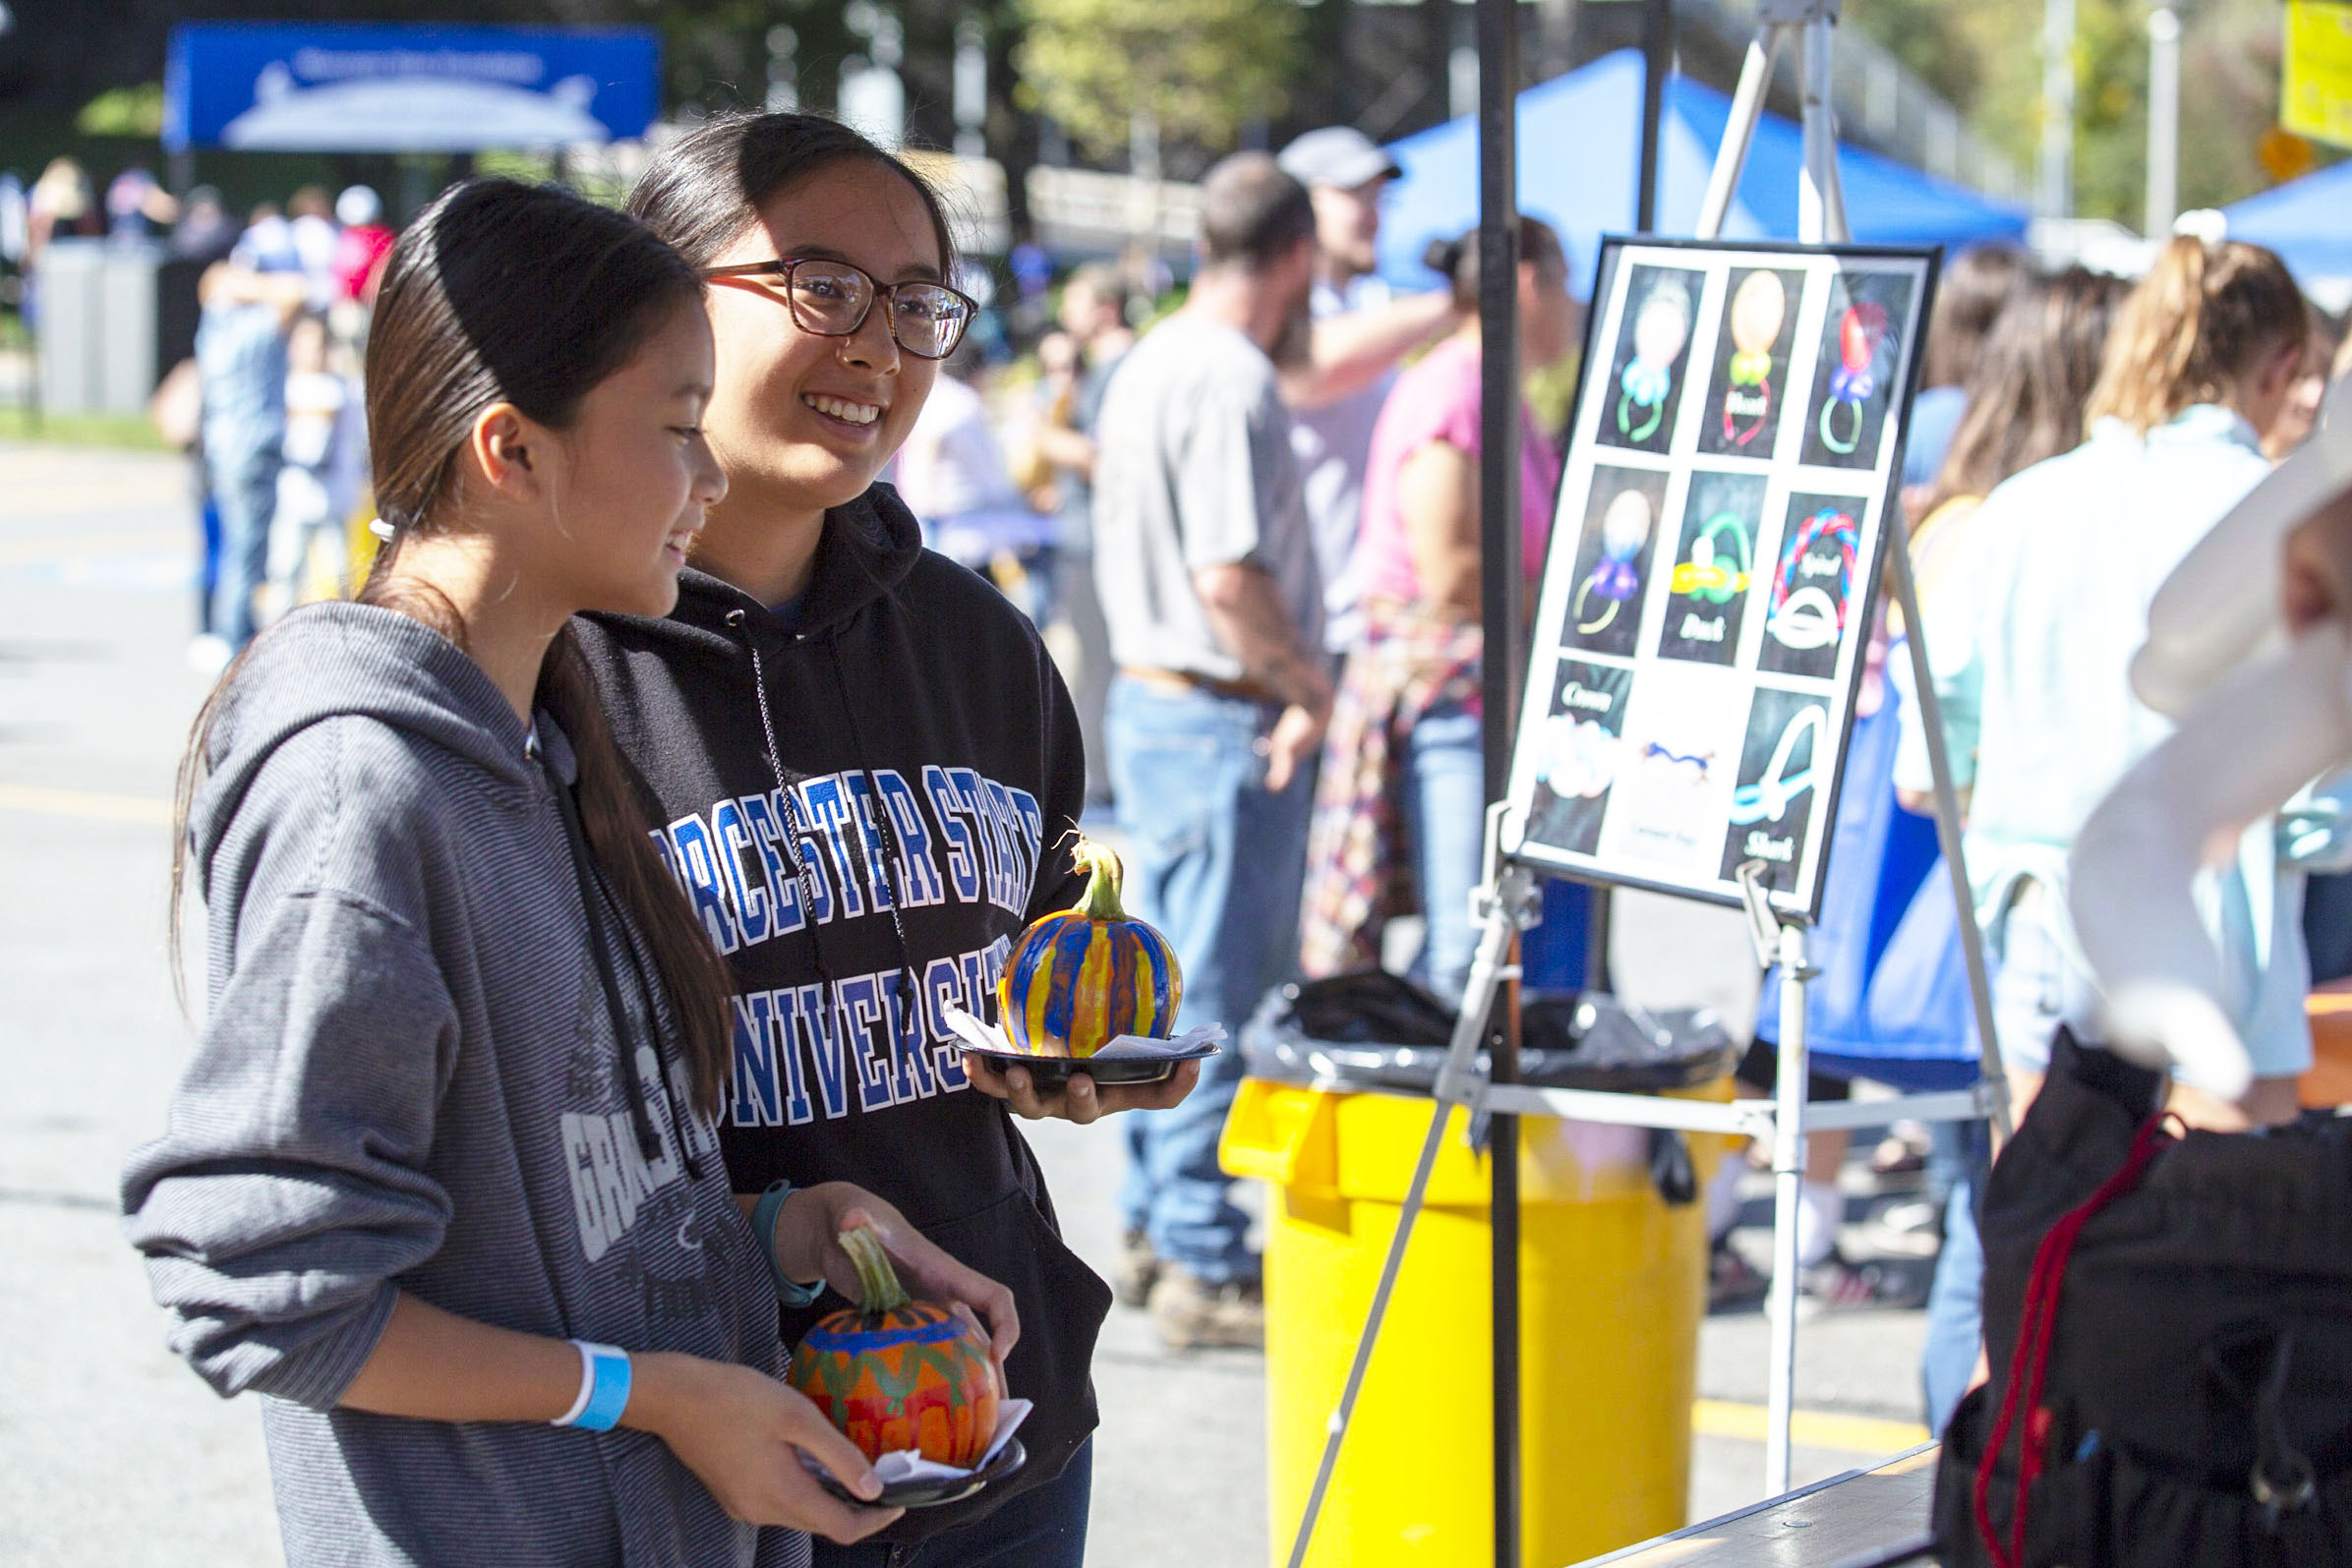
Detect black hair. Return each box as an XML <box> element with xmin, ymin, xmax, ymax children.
<box><xmin>626</xmin><ymin>110</ymin><xmax>958</xmax><ymax>277</ymax></box>
<box><xmin>173</xmin><ymin>178</ymin><xmax>737</xmax><ymax>1116</ymax></box>
<box><xmin>1422</xmin><ymin>215</ymin><xmax>1564</xmax><ymax>312</ymax></box>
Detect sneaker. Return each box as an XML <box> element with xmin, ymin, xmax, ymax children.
<box><xmin>1798</xmin><ymin>1249</ymin><xmax>1915</xmax><ymax>1312</ymax></box>
<box><xmin>1147</xmin><ymin>1267</ymin><xmax>1264</xmax><ymax>1351</ymax></box>
<box><xmin>1862</xmin><ymin>1195</ymin><xmax>1947</xmax><ymax>1257</ymax></box>
<box><xmin>1709</xmin><ymin>1234</ymin><xmax>1769</xmax><ymax>1309</ymax></box>
<box><xmin>1113</xmin><ymin>1228</ymin><xmax>1158</xmax><ymax>1309</ymax></box>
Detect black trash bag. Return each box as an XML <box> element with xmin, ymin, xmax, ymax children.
<box><xmin>1244</xmin><ymin>968</ymin><xmax>1738</xmax><ymax>1097</ymax></box>
<box><xmin>1241</xmin><ymin>972</ymin><xmax>1734</xmax><ymax>1207</ymax></box>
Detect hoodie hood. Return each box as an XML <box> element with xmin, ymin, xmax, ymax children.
<box><xmin>193</xmin><ymin>601</ymin><xmax>546</xmax><ymax>879</ymax></box>
<box><xmin>617</xmin><ymin>483</ymin><xmax>925</xmax><ymax>660</ymax></box>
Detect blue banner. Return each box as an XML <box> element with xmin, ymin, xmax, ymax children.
<box><xmin>164</xmin><ymin>24</ymin><xmax>660</xmax><ymax>153</ymax></box>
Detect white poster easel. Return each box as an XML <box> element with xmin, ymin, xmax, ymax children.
<box><xmin>1280</xmin><ymin>3</ymin><xmax>2013</xmax><ymax>1561</ymax></box>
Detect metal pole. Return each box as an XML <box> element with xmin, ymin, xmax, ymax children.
<box><xmin>1475</xmin><ymin>0</ymin><xmax>1524</xmax><ymax>1556</ymax></box>
<box><xmin>1797</xmin><ymin>13</ymin><xmax>1849</xmax><ymax>245</ymax></box>
<box><xmin>1636</xmin><ymin>0</ymin><xmax>1673</xmax><ymax>232</ymax></box>
<box><xmin>2145</xmin><ymin>8</ymin><xmax>2181</xmax><ymax>238</ymax></box>
<box><xmin>1764</xmin><ymin>919</ymin><xmax>1810</xmax><ymax>1496</ymax></box>
<box><xmin>2039</xmin><ymin>0</ymin><xmax>2077</xmax><ymax>219</ymax></box>
<box><xmin>1886</xmin><ymin>508</ymin><xmax>2012</xmax><ymax>1138</ymax></box>
<box><xmin>1696</xmin><ymin>29</ymin><xmax>1782</xmax><ymax>240</ymax></box>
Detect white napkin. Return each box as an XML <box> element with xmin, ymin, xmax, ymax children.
<box><xmin>940</xmin><ymin>1003</ymin><xmax>1225</xmax><ymax>1061</ymax></box>
<box><xmin>870</xmin><ymin>1398</ymin><xmax>1033</xmax><ymax>1486</ymax></box>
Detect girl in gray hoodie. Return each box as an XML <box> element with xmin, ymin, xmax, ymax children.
<box><xmin>123</xmin><ymin>179</ymin><xmax>1016</xmax><ymax>1568</ymax></box>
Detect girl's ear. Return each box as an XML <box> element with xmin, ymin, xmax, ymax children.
<box><xmin>466</xmin><ymin>403</ymin><xmax>545</xmax><ymax>504</ymax></box>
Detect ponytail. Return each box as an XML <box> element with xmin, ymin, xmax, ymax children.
<box><xmin>1424</xmin><ymin>215</ymin><xmax>1564</xmax><ymax>312</ymax></box>
<box><xmin>2084</xmin><ymin>236</ymin><xmax>2304</xmax><ymax>435</ymax></box>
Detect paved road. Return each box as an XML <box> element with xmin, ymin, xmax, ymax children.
<box><xmin>0</xmin><ymin>442</ymin><xmax>1936</xmax><ymax>1567</ymax></box>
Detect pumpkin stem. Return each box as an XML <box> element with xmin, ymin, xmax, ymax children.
<box><xmin>1073</xmin><ymin>839</ymin><xmax>1128</xmax><ymax>922</ymax></box>
<box><xmin>838</xmin><ymin>1225</ymin><xmax>911</xmax><ymax>1315</ymax></box>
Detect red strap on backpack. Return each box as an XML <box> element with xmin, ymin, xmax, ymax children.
<box><xmin>1972</xmin><ymin>1112</ymin><xmax>2178</xmax><ymax>1568</ymax></box>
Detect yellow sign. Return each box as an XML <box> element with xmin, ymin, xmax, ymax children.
<box><xmin>2284</xmin><ymin>0</ymin><xmax>2352</xmax><ymax>148</ymax></box>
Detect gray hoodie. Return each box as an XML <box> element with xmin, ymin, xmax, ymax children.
<box><xmin>123</xmin><ymin>603</ymin><xmax>808</xmax><ymax>1568</ymax></box>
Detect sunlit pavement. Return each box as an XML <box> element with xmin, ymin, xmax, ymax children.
<box><xmin>0</xmin><ymin>441</ymin><xmax>1931</xmax><ymax>1567</ymax></box>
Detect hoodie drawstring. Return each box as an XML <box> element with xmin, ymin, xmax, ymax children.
<box><xmin>544</xmin><ymin>748</ymin><xmax>701</xmax><ymax>1179</ymax></box>
<box><xmin>734</xmin><ymin>613</ymin><xmax>841</xmax><ymax>994</ymax></box>
<box><xmin>729</xmin><ymin>609</ymin><xmax>928</xmax><ymax>1023</ymax></box>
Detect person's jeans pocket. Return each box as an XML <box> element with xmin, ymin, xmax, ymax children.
<box><xmin>1111</xmin><ymin>729</ymin><xmax>1220</xmax><ymax>866</ymax></box>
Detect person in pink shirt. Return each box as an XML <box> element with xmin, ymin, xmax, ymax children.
<box><xmin>331</xmin><ymin>186</ymin><xmax>395</xmax><ymax>305</ymax></box>
<box><xmin>1300</xmin><ymin>216</ymin><xmax>1579</xmax><ymax>999</ymax></box>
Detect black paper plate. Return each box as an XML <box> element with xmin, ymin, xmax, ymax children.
<box><xmin>961</xmin><ymin>1040</ymin><xmax>1219</xmax><ymax>1088</ymax></box>
<box><xmin>812</xmin><ymin>1436</ymin><xmax>1028</xmax><ymax>1510</ymax></box>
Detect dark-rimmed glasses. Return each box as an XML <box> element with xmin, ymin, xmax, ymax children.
<box><xmin>700</xmin><ymin>257</ymin><xmax>976</xmax><ymax>361</ymax></box>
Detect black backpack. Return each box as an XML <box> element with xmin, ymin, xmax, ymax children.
<box><xmin>1934</xmin><ymin>1029</ymin><xmax>2352</xmax><ymax>1566</ymax></box>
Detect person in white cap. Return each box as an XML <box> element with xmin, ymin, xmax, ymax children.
<box><xmin>1275</xmin><ymin>127</ymin><xmax>1463</xmax><ymax>661</ymax></box>
<box><xmin>331</xmin><ymin>185</ymin><xmax>394</xmax><ymax>304</ymax></box>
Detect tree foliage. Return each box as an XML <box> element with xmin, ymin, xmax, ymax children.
<box><xmin>1014</xmin><ymin>0</ymin><xmax>1302</xmax><ymax>163</ymax></box>
<box><xmin>1847</xmin><ymin>0</ymin><xmax>2324</xmax><ymax>226</ymax></box>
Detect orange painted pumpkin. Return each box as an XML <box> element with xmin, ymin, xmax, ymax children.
<box><xmin>787</xmin><ymin>1226</ymin><xmax>1000</xmax><ymax>1467</ymax></box>
<box><xmin>996</xmin><ymin>839</ymin><xmax>1182</xmax><ymax>1058</ymax></box>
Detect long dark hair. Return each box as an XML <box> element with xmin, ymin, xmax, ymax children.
<box><xmin>626</xmin><ymin>110</ymin><xmax>958</xmax><ymax>274</ymax></box>
<box><xmin>172</xmin><ymin>179</ymin><xmax>736</xmax><ymax>1115</ymax></box>
<box><xmin>1920</xmin><ymin>244</ymin><xmax>2029</xmax><ymax>389</ymax></box>
<box><xmin>1926</xmin><ymin>265</ymin><xmax>2129</xmax><ymax>514</ymax></box>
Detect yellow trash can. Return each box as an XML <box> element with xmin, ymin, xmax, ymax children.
<box><xmin>1221</xmin><ymin>1070</ymin><xmax>1724</xmax><ymax>1568</ymax></box>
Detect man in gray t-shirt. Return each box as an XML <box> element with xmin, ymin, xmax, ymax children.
<box><xmin>1089</xmin><ymin>152</ymin><xmax>1329</xmax><ymax>1353</ymax></box>
<box><xmin>1093</xmin><ymin>319</ymin><xmax>1323</xmax><ymax>677</ymax></box>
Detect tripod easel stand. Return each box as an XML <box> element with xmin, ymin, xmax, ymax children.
<box><xmin>1279</xmin><ymin>2</ymin><xmax>2015</xmax><ymax>1559</ymax></box>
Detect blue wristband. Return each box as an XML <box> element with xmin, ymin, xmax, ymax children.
<box><xmin>751</xmin><ymin>1179</ymin><xmax>827</xmax><ymax>1308</ymax></box>
<box><xmin>559</xmin><ymin>1341</ymin><xmax>631</xmax><ymax>1432</ymax></box>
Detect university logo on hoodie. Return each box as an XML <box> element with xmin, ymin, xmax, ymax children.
<box><xmin>651</xmin><ymin>763</ymin><xmax>1046</xmax><ymax>1129</ymax></box>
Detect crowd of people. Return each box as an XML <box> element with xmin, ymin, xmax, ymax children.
<box><xmin>3</xmin><ymin>158</ymin><xmax>396</xmax><ymax>668</ymax></box>
<box><xmin>103</xmin><ymin>94</ymin><xmax>2352</xmax><ymax>1568</ymax></box>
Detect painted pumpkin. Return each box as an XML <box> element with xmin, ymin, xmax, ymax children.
<box><xmin>996</xmin><ymin>839</ymin><xmax>1182</xmax><ymax>1058</ymax></box>
<box><xmin>788</xmin><ymin>1226</ymin><xmax>1000</xmax><ymax>1468</ymax></box>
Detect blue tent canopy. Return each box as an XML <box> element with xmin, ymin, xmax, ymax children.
<box><xmin>2222</xmin><ymin>158</ymin><xmax>2352</xmax><ymax>290</ymax></box>
<box><xmin>1377</xmin><ymin>49</ymin><xmax>2029</xmax><ymax>296</ymax></box>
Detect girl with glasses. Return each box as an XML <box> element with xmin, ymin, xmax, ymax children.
<box><xmin>570</xmin><ymin>113</ymin><xmax>1196</xmax><ymax>1568</ymax></box>
<box><xmin>125</xmin><ymin>179</ymin><xmax>1018</xmax><ymax>1566</ymax></box>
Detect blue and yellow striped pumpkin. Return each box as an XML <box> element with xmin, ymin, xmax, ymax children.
<box><xmin>996</xmin><ymin>840</ymin><xmax>1182</xmax><ymax>1058</ymax></box>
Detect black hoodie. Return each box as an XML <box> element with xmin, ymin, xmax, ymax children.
<box><xmin>574</xmin><ymin>485</ymin><xmax>1108</xmax><ymax>1540</ymax></box>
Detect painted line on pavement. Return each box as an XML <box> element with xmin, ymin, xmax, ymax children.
<box><xmin>0</xmin><ymin>527</ymin><xmax>187</xmax><ymax>565</ymax></box>
<box><xmin>1692</xmin><ymin>1398</ymin><xmax>1929</xmax><ymax>1455</ymax></box>
<box><xmin>0</xmin><ymin>783</ymin><xmax>173</xmax><ymax>825</ymax></box>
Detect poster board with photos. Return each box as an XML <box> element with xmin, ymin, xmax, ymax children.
<box><xmin>1503</xmin><ymin>238</ymin><xmax>1938</xmax><ymax>919</ymax></box>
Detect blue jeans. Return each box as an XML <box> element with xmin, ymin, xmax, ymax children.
<box><xmin>813</xmin><ymin>1439</ymin><xmax>1090</xmax><ymax>1568</ymax></box>
<box><xmin>1108</xmin><ymin>676</ymin><xmax>1314</xmax><ymax>1282</ymax></box>
<box><xmin>1399</xmin><ymin>699</ymin><xmax>1486</xmax><ymax>1004</ymax></box>
<box><xmin>1918</xmin><ymin>899</ymin><xmax>2065</xmax><ymax>1433</ymax></box>
<box><xmin>209</xmin><ymin>441</ymin><xmax>281</xmax><ymax>649</ymax></box>
<box><xmin>1919</xmin><ymin>1118</ymin><xmax>1989</xmax><ymax>1434</ymax></box>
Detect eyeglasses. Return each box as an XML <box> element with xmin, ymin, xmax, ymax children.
<box><xmin>700</xmin><ymin>257</ymin><xmax>976</xmax><ymax>361</ymax></box>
